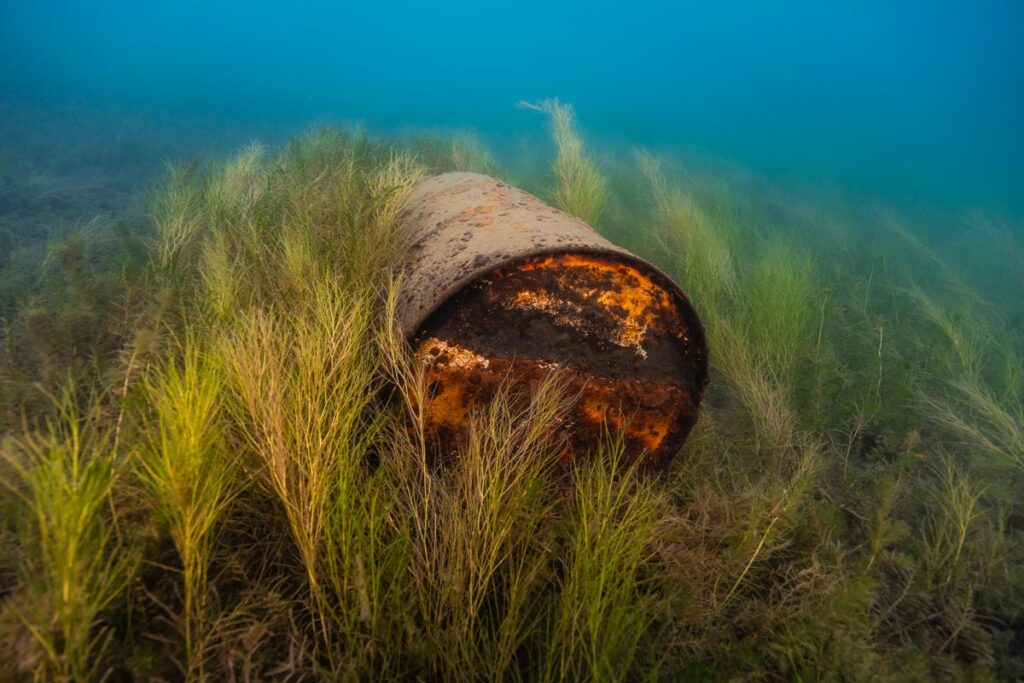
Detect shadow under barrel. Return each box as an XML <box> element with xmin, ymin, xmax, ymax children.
<box><xmin>395</xmin><ymin>172</ymin><xmax>709</xmax><ymax>466</ymax></box>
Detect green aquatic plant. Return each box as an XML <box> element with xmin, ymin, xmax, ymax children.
<box><xmin>389</xmin><ymin>375</ymin><xmax>570</xmax><ymax>680</ymax></box>
<box><xmin>223</xmin><ymin>282</ymin><xmax>381</xmax><ymax>642</ymax></box>
<box><xmin>0</xmin><ymin>389</ymin><xmax>137</xmax><ymax>682</ymax></box>
<box><xmin>743</xmin><ymin>243</ymin><xmax>818</xmax><ymax>384</ymax></box>
<box><xmin>134</xmin><ymin>339</ymin><xmax>237</xmax><ymax>680</ymax></box>
<box><xmin>642</xmin><ymin>153</ymin><xmax>809</xmax><ymax>451</ymax></box>
<box><xmin>907</xmin><ymin>283</ymin><xmax>1024</xmax><ymax>477</ymax></box>
<box><xmin>545</xmin><ymin>436</ymin><xmax>662</xmax><ymax>682</ymax></box>
<box><xmin>519</xmin><ymin>98</ymin><xmax>608</xmax><ymax>226</ymax></box>
<box><xmin>409</xmin><ymin>131</ymin><xmax>499</xmax><ymax>175</ymax></box>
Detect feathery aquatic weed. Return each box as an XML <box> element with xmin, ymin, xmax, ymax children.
<box><xmin>519</xmin><ymin>98</ymin><xmax>608</xmax><ymax>226</ymax></box>
<box><xmin>134</xmin><ymin>338</ymin><xmax>238</xmax><ymax>680</ymax></box>
<box><xmin>1</xmin><ymin>388</ymin><xmax>136</xmax><ymax>682</ymax></box>
<box><xmin>222</xmin><ymin>279</ymin><xmax>382</xmax><ymax>655</ymax></box>
<box><xmin>383</xmin><ymin>334</ymin><xmax>570</xmax><ymax>678</ymax></box>
<box><xmin>545</xmin><ymin>435</ymin><xmax>662</xmax><ymax>682</ymax></box>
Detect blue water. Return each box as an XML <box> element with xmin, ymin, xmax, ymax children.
<box><xmin>2</xmin><ymin>0</ymin><xmax>1022</xmax><ymax>211</ymax></box>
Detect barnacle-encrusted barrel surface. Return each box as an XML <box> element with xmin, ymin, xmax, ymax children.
<box><xmin>396</xmin><ymin>172</ymin><xmax>708</xmax><ymax>465</ymax></box>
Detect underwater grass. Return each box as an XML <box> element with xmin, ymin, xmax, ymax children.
<box><xmin>0</xmin><ymin>111</ymin><xmax>1022</xmax><ymax>681</ymax></box>
<box><xmin>0</xmin><ymin>389</ymin><xmax>137</xmax><ymax>682</ymax></box>
<box><xmin>545</xmin><ymin>436</ymin><xmax>663</xmax><ymax>682</ymax></box>
<box><xmin>133</xmin><ymin>338</ymin><xmax>237</xmax><ymax>679</ymax></box>
<box><xmin>389</xmin><ymin>374</ymin><xmax>570</xmax><ymax>680</ymax></box>
<box><xmin>520</xmin><ymin>98</ymin><xmax>608</xmax><ymax>226</ymax></box>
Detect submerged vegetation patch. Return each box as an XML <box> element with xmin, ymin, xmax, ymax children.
<box><xmin>0</xmin><ymin>104</ymin><xmax>1023</xmax><ymax>681</ymax></box>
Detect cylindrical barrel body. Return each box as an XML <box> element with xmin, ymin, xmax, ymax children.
<box><xmin>396</xmin><ymin>172</ymin><xmax>708</xmax><ymax>465</ymax></box>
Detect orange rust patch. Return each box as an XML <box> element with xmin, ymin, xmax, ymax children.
<box><xmin>456</xmin><ymin>204</ymin><xmax>497</xmax><ymax>220</ymax></box>
<box><xmin>418</xmin><ymin>338</ymin><xmax>491</xmax><ymax>434</ymax></box>
<box><xmin>509</xmin><ymin>254</ymin><xmax>674</xmax><ymax>357</ymax></box>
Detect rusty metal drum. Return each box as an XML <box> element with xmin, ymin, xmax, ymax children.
<box><xmin>395</xmin><ymin>172</ymin><xmax>708</xmax><ymax>466</ymax></box>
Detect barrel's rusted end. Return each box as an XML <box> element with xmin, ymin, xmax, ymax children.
<box><xmin>397</xmin><ymin>173</ymin><xmax>708</xmax><ymax>466</ymax></box>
